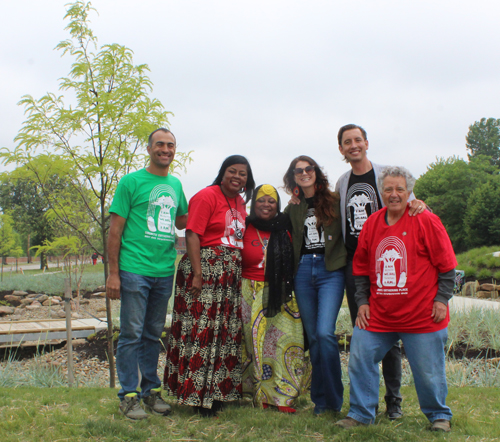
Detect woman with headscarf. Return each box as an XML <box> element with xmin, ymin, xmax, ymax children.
<box><xmin>164</xmin><ymin>155</ymin><xmax>255</xmax><ymax>417</ymax></box>
<box><xmin>283</xmin><ymin>156</ymin><xmax>347</xmax><ymax>415</ymax></box>
<box><xmin>241</xmin><ymin>184</ymin><xmax>311</xmax><ymax>413</ymax></box>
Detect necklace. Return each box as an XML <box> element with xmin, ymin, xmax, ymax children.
<box><xmin>221</xmin><ymin>186</ymin><xmax>244</xmax><ymax>240</ymax></box>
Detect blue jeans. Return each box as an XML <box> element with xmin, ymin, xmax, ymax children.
<box><xmin>294</xmin><ymin>254</ymin><xmax>345</xmax><ymax>412</ymax></box>
<box><xmin>116</xmin><ymin>270</ymin><xmax>174</xmax><ymax>400</ymax></box>
<box><xmin>348</xmin><ymin>327</ymin><xmax>452</xmax><ymax>424</ymax></box>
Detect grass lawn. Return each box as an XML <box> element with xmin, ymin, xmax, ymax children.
<box><xmin>0</xmin><ymin>386</ymin><xmax>498</xmax><ymax>441</ymax></box>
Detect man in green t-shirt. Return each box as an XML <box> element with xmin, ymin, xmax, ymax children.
<box><xmin>107</xmin><ymin>128</ymin><xmax>188</xmax><ymax>420</ymax></box>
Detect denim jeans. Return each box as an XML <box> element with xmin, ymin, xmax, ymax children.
<box><xmin>344</xmin><ymin>259</ymin><xmax>402</xmax><ymax>399</ymax></box>
<box><xmin>348</xmin><ymin>327</ymin><xmax>452</xmax><ymax>424</ymax></box>
<box><xmin>116</xmin><ymin>270</ymin><xmax>174</xmax><ymax>399</ymax></box>
<box><xmin>294</xmin><ymin>254</ymin><xmax>345</xmax><ymax>412</ymax></box>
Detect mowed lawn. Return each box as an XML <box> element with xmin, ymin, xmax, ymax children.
<box><xmin>0</xmin><ymin>386</ymin><xmax>498</xmax><ymax>441</ymax></box>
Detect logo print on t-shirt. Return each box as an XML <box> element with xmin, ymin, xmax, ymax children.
<box><xmin>304</xmin><ymin>208</ymin><xmax>324</xmax><ymax>249</ymax></box>
<box><xmin>346</xmin><ymin>183</ymin><xmax>379</xmax><ymax>237</ymax></box>
<box><xmin>221</xmin><ymin>209</ymin><xmax>245</xmax><ymax>248</ymax></box>
<box><xmin>375</xmin><ymin>236</ymin><xmax>407</xmax><ymax>292</ymax></box>
<box><xmin>146</xmin><ymin>184</ymin><xmax>178</xmax><ymax>235</ymax></box>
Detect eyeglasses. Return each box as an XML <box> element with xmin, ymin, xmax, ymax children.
<box><xmin>293</xmin><ymin>165</ymin><xmax>315</xmax><ymax>175</ymax></box>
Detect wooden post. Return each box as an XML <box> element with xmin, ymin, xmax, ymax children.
<box><xmin>64</xmin><ymin>278</ymin><xmax>74</xmax><ymax>387</ymax></box>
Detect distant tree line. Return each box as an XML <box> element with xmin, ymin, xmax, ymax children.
<box><xmin>415</xmin><ymin>117</ymin><xmax>500</xmax><ymax>253</ymax></box>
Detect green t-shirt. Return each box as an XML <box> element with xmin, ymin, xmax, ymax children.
<box><xmin>109</xmin><ymin>169</ymin><xmax>188</xmax><ymax>277</ymax></box>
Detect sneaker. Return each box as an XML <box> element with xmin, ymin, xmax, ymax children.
<box><xmin>385</xmin><ymin>396</ymin><xmax>403</xmax><ymax>420</ymax></box>
<box><xmin>335</xmin><ymin>416</ymin><xmax>368</xmax><ymax>429</ymax></box>
<box><xmin>143</xmin><ymin>388</ymin><xmax>172</xmax><ymax>416</ymax></box>
<box><xmin>431</xmin><ymin>419</ymin><xmax>451</xmax><ymax>432</ymax></box>
<box><xmin>119</xmin><ymin>393</ymin><xmax>148</xmax><ymax>420</ymax></box>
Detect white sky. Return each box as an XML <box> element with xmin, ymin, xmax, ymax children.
<box><xmin>1</xmin><ymin>0</ymin><xmax>499</xmax><ymax>203</ymax></box>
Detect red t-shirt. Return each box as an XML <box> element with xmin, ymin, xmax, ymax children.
<box><xmin>353</xmin><ymin>207</ymin><xmax>457</xmax><ymax>333</ymax></box>
<box><xmin>241</xmin><ymin>224</ymin><xmax>271</xmax><ymax>281</ymax></box>
<box><xmin>186</xmin><ymin>185</ymin><xmax>247</xmax><ymax>249</ymax></box>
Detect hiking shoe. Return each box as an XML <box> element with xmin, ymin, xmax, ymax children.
<box><xmin>119</xmin><ymin>393</ymin><xmax>148</xmax><ymax>420</ymax></box>
<box><xmin>431</xmin><ymin>419</ymin><xmax>451</xmax><ymax>432</ymax></box>
<box><xmin>385</xmin><ymin>396</ymin><xmax>403</xmax><ymax>420</ymax></box>
<box><xmin>143</xmin><ymin>388</ymin><xmax>172</xmax><ymax>416</ymax></box>
<box><xmin>335</xmin><ymin>416</ymin><xmax>368</xmax><ymax>429</ymax></box>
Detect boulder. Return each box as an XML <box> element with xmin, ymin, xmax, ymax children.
<box><xmin>90</xmin><ymin>292</ymin><xmax>106</xmax><ymax>298</ymax></box>
<box><xmin>34</xmin><ymin>294</ymin><xmax>49</xmax><ymax>303</ymax></box>
<box><xmin>462</xmin><ymin>281</ymin><xmax>480</xmax><ymax>297</ymax></box>
<box><xmin>0</xmin><ymin>306</ymin><xmax>15</xmax><ymax>316</ymax></box>
<box><xmin>11</xmin><ymin>290</ymin><xmax>28</xmax><ymax>297</ymax></box>
<box><xmin>26</xmin><ymin>302</ymin><xmax>42</xmax><ymax>310</ymax></box>
<box><xmin>480</xmin><ymin>283</ymin><xmax>496</xmax><ymax>292</ymax></box>
<box><xmin>42</xmin><ymin>299</ymin><xmax>60</xmax><ymax>306</ymax></box>
<box><xmin>4</xmin><ymin>295</ymin><xmax>21</xmax><ymax>306</ymax></box>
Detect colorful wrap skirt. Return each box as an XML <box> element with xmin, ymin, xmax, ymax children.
<box><xmin>241</xmin><ymin>278</ymin><xmax>312</xmax><ymax>407</ymax></box>
<box><xmin>164</xmin><ymin>246</ymin><xmax>243</xmax><ymax>408</ymax></box>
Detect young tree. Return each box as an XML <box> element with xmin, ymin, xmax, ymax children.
<box><xmin>0</xmin><ymin>1</ymin><xmax>192</xmax><ymax>387</ymax></box>
<box><xmin>466</xmin><ymin>118</ymin><xmax>500</xmax><ymax>166</ymax></box>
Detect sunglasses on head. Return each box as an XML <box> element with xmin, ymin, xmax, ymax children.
<box><xmin>293</xmin><ymin>165</ymin><xmax>315</xmax><ymax>175</ymax></box>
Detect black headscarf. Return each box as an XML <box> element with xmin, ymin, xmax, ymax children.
<box><xmin>246</xmin><ymin>185</ymin><xmax>294</xmax><ymax>317</ymax></box>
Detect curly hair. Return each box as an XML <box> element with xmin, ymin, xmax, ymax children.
<box><xmin>211</xmin><ymin>155</ymin><xmax>255</xmax><ymax>203</ymax></box>
<box><xmin>283</xmin><ymin>155</ymin><xmax>339</xmax><ymax>226</ymax></box>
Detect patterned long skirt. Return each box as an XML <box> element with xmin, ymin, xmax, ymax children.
<box><xmin>241</xmin><ymin>278</ymin><xmax>312</xmax><ymax>408</ymax></box>
<box><xmin>164</xmin><ymin>246</ymin><xmax>243</xmax><ymax>409</ymax></box>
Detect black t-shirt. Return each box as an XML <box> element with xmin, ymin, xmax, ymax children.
<box><xmin>301</xmin><ymin>197</ymin><xmax>325</xmax><ymax>255</ymax></box>
<box><xmin>344</xmin><ymin>168</ymin><xmax>382</xmax><ymax>259</ymax></box>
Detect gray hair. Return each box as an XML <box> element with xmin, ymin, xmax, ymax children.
<box><xmin>377</xmin><ymin>166</ymin><xmax>416</xmax><ymax>194</ymax></box>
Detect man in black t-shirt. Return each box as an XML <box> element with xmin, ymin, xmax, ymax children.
<box><xmin>335</xmin><ymin>124</ymin><xmax>426</xmax><ymax>420</ymax></box>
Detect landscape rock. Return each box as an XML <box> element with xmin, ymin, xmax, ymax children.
<box><xmin>35</xmin><ymin>294</ymin><xmax>49</xmax><ymax>303</ymax></box>
<box><xmin>71</xmin><ymin>312</ymin><xmax>84</xmax><ymax>319</ymax></box>
<box><xmin>10</xmin><ymin>315</ymin><xmax>23</xmax><ymax>321</ymax></box>
<box><xmin>26</xmin><ymin>302</ymin><xmax>42</xmax><ymax>310</ymax></box>
<box><xmin>90</xmin><ymin>292</ymin><xmax>106</xmax><ymax>298</ymax></box>
<box><xmin>80</xmin><ymin>299</ymin><xmax>90</xmax><ymax>305</ymax></box>
<box><xmin>97</xmin><ymin>307</ymin><xmax>107</xmax><ymax>312</ymax></box>
<box><xmin>0</xmin><ymin>306</ymin><xmax>15</xmax><ymax>316</ymax></box>
<box><xmin>11</xmin><ymin>290</ymin><xmax>28</xmax><ymax>297</ymax></box>
<box><xmin>20</xmin><ymin>298</ymin><xmax>34</xmax><ymax>306</ymax></box>
<box><xmin>94</xmin><ymin>285</ymin><xmax>106</xmax><ymax>293</ymax></box>
<box><xmin>43</xmin><ymin>299</ymin><xmax>60</xmax><ymax>306</ymax></box>
<box><xmin>14</xmin><ymin>308</ymin><xmax>24</xmax><ymax>315</ymax></box>
<box><xmin>462</xmin><ymin>281</ymin><xmax>480</xmax><ymax>297</ymax></box>
<box><xmin>53</xmin><ymin>296</ymin><xmax>62</xmax><ymax>302</ymax></box>
<box><xmin>491</xmin><ymin>291</ymin><xmax>499</xmax><ymax>299</ymax></box>
<box><xmin>56</xmin><ymin>310</ymin><xmax>67</xmax><ymax>318</ymax></box>
<box><xmin>4</xmin><ymin>295</ymin><xmax>21</xmax><ymax>306</ymax></box>
<box><xmin>480</xmin><ymin>283</ymin><xmax>496</xmax><ymax>292</ymax></box>
<box><xmin>26</xmin><ymin>294</ymin><xmax>39</xmax><ymax>299</ymax></box>
<box><xmin>475</xmin><ymin>291</ymin><xmax>491</xmax><ymax>299</ymax></box>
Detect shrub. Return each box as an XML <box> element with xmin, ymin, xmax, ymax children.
<box><xmin>477</xmin><ymin>268</ymin><xmax>492</xmax><ymax>279</ymax></box>
<box><xmin>463</xmin><ymin>266</ymin><xmax>477</xmax><ymax>278</ymax></box>
<box><xmin>494</xmin><ymin>270</ymin><xmax>500</xmax><ymax>281</ymax></box>
<box><xmin>486</xmin><ymin>256</ymin><xmax>500</xmax><ymax>269</ymax></box>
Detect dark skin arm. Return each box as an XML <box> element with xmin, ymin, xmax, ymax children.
<box><xmin>106</xmin><ymin>213</ymin><xmax>126</xmax><ymax>300</ymax></box>
<box><xmin>175</xmin><ymin>214</ymin><xmax>188</xmax><ymax>230</ymax></box>
<box><xmin>186</xmin><ymin>229</ymin><xmax>202</xmax><ymax>298</ymax></box>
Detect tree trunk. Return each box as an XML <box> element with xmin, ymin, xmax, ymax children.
<box><xmin>101</xmin><ymin>196</ymin><xmax>116</xmax><ymax>388</ymax></box>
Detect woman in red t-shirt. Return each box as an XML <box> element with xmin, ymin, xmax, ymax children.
<box><xmin>240</xmin><ymin>184</ymin><xmax>311</xmax><ymax>413</ymax></box>
<box><xmin>165</xmin><ymin>155</ymin><xmax>255</xmax><ymax>417</ymax></box>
